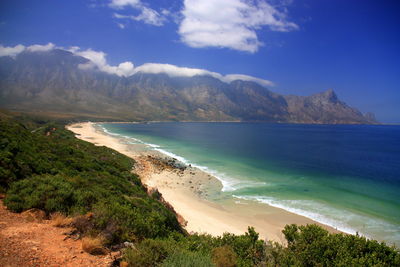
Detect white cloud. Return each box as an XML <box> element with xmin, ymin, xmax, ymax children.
<box><xmin>0</xmin><ymin>43</ymin><xmax>56</xmax><ymax>58</ymax></box>
<box><xmin>0</xmin><ymin>44</ymin><xmax>25</xmax><ymax>58</ymax></box>
<box><xmin>134</xmin><ymin>63</ymin><xmax>221</xmax><ymax>78</ymax></box>
<box><xmin>224</xmin><ymin>74</ymin><xmax>274</xmax><ymax>87</ymax></box>
<box><xmin>71</xmin><ymin>47</ymin><xmax>273</xmax><ymax>86</ymax></box>
<box><xmin>161</xmin><ymin>9</ymin><xmax>170</xmax><ymax>16</ymax></box>
<box><xmin>117</xmin><ymin>23</ymin><xmax>126</xmax><ymax>29</ymax></box>
<box><xmin>109</xmin><ymin>0</ymin><xmax>141</xmax><ymax>9</ymax></box>
<box><xmin>133</xmin><ymin>63</ymin><xmax>273</xmax><ymax>87</ymax></box>
<box><xmin>67</xmin><ymin>46</ymin><xmax>80</xmax><ymax>53</ymax></box>
<box><xmin>74</xmin><ymin>49</ymin><xmax>108</xmax><ymax>68</ymax></box>
<box><xmin>73</xmin><ymin>48</ymin><xmax>136</xmax><ymax>77</ymax></box>
<box><xmin>179</xmin><ymin>0</ymin><xmax>298</xmax><ymax>53</ymax></box>
<box><xmin>113</xmin><ymin>13</ymin><xmax>129</xmax><ymax>19</ymax></box>
<box><xmin>133</xmin><ymin>7</ymin><xmax>164</xmax><ymax>26</ymax></box>
<box><xmin>27</xmin><ymin>42</ymin><xmax>55</xmax><ymax>52</ymax></box>
<box><xmin>110</xmin><ymin>0</ymin><xmax>165</xmax><ymax>26</ymax></box>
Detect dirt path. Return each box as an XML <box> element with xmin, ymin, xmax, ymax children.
<box><xmin>0</xmin><ymin>200</ymin><xmax>114</xmax><ymax>267</ymax></box>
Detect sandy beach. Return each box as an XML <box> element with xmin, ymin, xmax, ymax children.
<box><xmin>66</xmin><ymin>122</ymin><xmax>339</xmax><ymax>243</ymax></box>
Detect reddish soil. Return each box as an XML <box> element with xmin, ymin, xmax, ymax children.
<box><xmin>0</xmin><ymin>200</ymin><xmax>114</xmax><ymax>267</ymax></box>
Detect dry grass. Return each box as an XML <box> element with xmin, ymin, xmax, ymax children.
<box><xmin>81</xmin><ymin>236</ymin><xmax>107</xmax><ymax>255</ymax></box>
<box><xmin>50</xmin><ymin>212</ymin><xmax>73</xmax><ymax>227</ymax></box>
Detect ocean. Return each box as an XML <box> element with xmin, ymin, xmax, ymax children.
<box><xmin>99</xmin><ymin>122</ymin><xmax>400</xmax><ymax>246</ymax></box>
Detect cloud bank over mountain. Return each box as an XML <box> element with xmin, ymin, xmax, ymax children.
<box><xmin>0</xmin><ymin>43</ymin><xmax>274</xmax><ymax>87</ymax></box>
<box><xmin>0</xmin><ymin>43</ymin><xmax>55</xmax><ymax>57</ymax></box>
<box><xmin>0</xmin><ymin>47</ymin><xmax>376</xmax><ymax>124</ymax></box>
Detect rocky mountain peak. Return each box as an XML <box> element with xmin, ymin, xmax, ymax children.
<box><xmin>0</xmin><ymin>50</ymin><xmax>378</xmax><ymax>124</ymax></box>
<box><xmin>313</xmin><ymin>89</ymin><xmax>338</xmax><ymax>103</ymax></box>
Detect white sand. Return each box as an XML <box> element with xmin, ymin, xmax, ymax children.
<box><xmin>67</xmin><ymin>122</ymin><xmax>339</xmax><ymax>243</ymax></box>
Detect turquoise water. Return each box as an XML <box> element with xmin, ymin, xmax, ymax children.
<box><xmin>100</xmin><ymin>122</ymin><xmax>400</xmax><ymax>246</ymax></box>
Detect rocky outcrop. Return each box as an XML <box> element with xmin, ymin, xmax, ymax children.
<box><xmin>284</xmin><ymin>89</ymin><xmax>374</xmax><ymax>124</ymax></box>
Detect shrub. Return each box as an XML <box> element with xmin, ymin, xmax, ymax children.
<box><xmin>212</xmin><ymin>245</ymin><xmax>237</xmax><ymax>267</ymax></box>
<box><xmin>219</xmin><ymin>227</ymin><xmax>265</xmax><ymax>266</ymax></box>
<box><xmin>1</xmin><ymin>118</ymin><xmax>183</xmax><ymax>243</ymax></box>
<box><xmin>264</xmin><ymin>241</ymin><xmax>290</xmax><ymax>266</ymax></box>
<box><xmin>123</xmin><ymin>238</ymin><xmax>178</xmax><ymax>267</ymax></box>
<box><xmin>81</xmin><ymin>236</ymin><xmax>107</xmax><ymax>255</ymax></box>
<box><xmin>123</xmin><ymin>237</ymin><xmax>216</xmax><ymax>267</ymax></box>
<box><xmin>282</xmin><ymin>224</ymin><xmax>400</xmax><ymax>266</ymax></box>
<box><xmin>72</xmin><ymin>214</ymin><xmax>95</xmax><ymax>235</ymax></box>
<box><xmin>162</xmin><ymin>251</ymin><xmax>215</xmax><ymax>267</ymax></box>
<box><xmin>4</xmin><ymin>174</ymin><xmax>75</xmax><ymax>214</ymax></box>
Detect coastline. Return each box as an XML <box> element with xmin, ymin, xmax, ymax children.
<box><xmin>66</xmin><ymin>122</ymin><xmax>340</xmax><ymax>243</ymax></box>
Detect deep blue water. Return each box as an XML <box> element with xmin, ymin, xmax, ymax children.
<box><xmin>100</xmin><ymin>122</ymin><xmax>400</xmax><ymax>245</ymax></box>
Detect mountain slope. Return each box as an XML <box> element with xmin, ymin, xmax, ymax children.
<box><xmin>284</xmin><ymin>89</ymin><xmax>372</xmax><ymax>124</ymax></box>
<box><xmin>0</xmin><ymin>49</ymin><xmax>376</xmax><ymax>124</ymax></box>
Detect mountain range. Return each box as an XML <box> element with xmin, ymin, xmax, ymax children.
<box><xmin>0</xmin><ymin>49</ymin><xmax>376</xmax><ymax>124</ymax></box>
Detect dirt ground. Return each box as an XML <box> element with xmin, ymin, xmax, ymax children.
<box><xmin>0</xmin><ymin>200</ymin><xmax>114</xmax><ymax>267</ymax></box>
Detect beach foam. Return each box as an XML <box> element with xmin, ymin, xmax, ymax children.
<box><xmin>145</xmin><ymin>148</ymin><xmax>267</xmax><ymax>192</ymax></box>
<box><xmin>233</xmin><ymin>194</ymin><xmax>400</xmax><ymax>243</ymax></box>
<box><xmin>99</xmin><ymin>123</ymin><xmax>265</xmax><ymax>192</ymax></box>
<box><xmin>100</xmin><ymin>122</ymin><xmax>380</xmax><ymax>236</ymax></box>
<box><xmin>145</xmin><ymin>144</ymin><xmax>245</xmax><ymax>191</ymax></box>
<box><xmin>233</xmin><ymin>195</ymin><xmax>360</xmax><ymax>235</ymax></box>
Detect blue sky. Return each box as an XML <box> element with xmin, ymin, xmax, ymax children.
<box><xmin>0</xmin><ymin>0</ymin><xmax>399</xmax><ymax>122</ymax></box>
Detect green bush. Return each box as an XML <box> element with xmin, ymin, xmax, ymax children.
<box><xmin>4</xmin><ymin>174</ymin><xmax>75</xmax><ymax>214</ymax></box>
<box><xmin>122</xmin><ymin>228</ymin><xmax>266</xmax><ymax>267</ymax></box>
<box><xmin>1</xmin><ymin>117</ymin><xmax>183</xmax><ymax>242</ymax></box>
<box><xmin>281</xmin><ymin>224</ymin><xmax>400</xmax><ymax>266</ymax></box>
<box><xmin>123</xmin><ymin>238</ymin><xmax>179</xmax><ymax>267</ymax></box>
<box><xmin>123</xmin><ymin>237</ymin><xmax>216</xmax><ymax>267</ymax></box>
<box><xmin>162</xmin><ymin>251</ymin><xmax>215</xmax><ymax>267</ymax></box>
<box><xmin>218</xmin><ymin>227</ymin><xmax>265</xmax><ymax>267</ymax></box>
<box><xmin>212</xmin><ymin>245</ymin><xmax>237</xmax><ymax>267</ymax></box>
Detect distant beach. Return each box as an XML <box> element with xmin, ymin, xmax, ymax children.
<box><xmin>67</xmin><ymin>122</ymin><xmax>340</xmax><ymax>242</ymax></box>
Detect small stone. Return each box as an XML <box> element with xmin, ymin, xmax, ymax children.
<box><xmin>123</xmin><ymin>241</ymin><xmax>135</xmax><ymax>248</ymax></box>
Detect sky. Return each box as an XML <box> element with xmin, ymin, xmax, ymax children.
<box><xmin>0</xmin><ymin>0</ymin><xmax>399</xmax><ymax>122</ymax></box>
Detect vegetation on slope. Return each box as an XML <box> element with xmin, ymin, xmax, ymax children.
<box><xmin>0</xmin><ymin>113</ymin><xmax>398</xmax><ymax>266</ymax></box>
<box><xmin>0</xmin><ymin>116</ymin><xmax>182</xmax><ymax>242</ymax></box>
